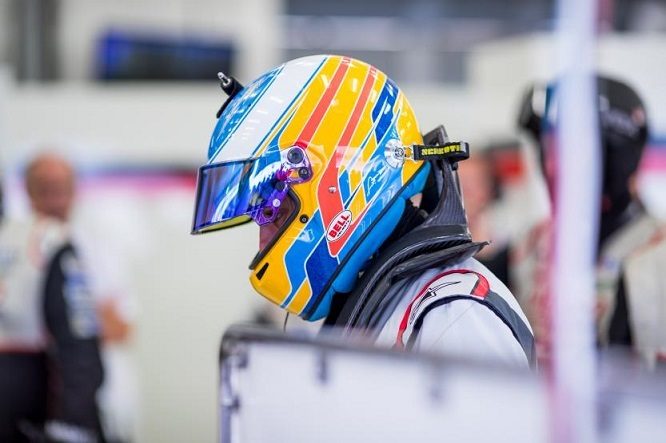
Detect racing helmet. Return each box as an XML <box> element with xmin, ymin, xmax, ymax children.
<box><xmin>518</xmin><ymin>75</ymin><xmax>648</xmax><ymax>214</ymax></box>
<box><xmin>191</xmin><ymin>55</ymin><xmax>433</xmax><ymax>321</ymax></box>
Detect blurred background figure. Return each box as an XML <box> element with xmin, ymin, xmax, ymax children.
<box><xmin>25</xmin><ymin>152</ymin><xmax>137</xmax><ymax>442</ymax></box>
<box><xmin>622</xmin><ymin>226</ymin><xmax>666</xmax><ymax>368</ymax></box>
<box><xmin>25</xmin><ymin>153</ymin><xmax>76</xmax><ymax>223</ymax></box>
<box><xmin>458</xmin><ymin>149</ymin><xmax>509</xmax><ymax>284</ymax></box>
<box><xmin>0</xmin><ymin>154</ymin><xmax>104</xmax><ymax>442</ymax></box>
<box><xmin>458</xmin><ymin>142</ymin><xmax>542</xmax><ymax>291</ymax></box>
<box><xmin>512</xmin><ymin>76</ymin><xmax>665</xmax><ymax>365</ymax></box>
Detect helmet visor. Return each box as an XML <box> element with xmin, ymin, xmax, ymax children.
<box><xmin>191</xmin><ymin>155</ymin><xmax>285</xmax><ymax>234</ymax></box>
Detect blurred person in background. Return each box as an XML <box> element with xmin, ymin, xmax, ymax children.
<box><xmin>191</xmin><ymin>55</ymin><xmax>536</xmax><ymax>369</ymax></box>
<box><xmin>457</xmin><ymin>150</ymin><xmax>511</xmax><ymax>285</ymax></box>
<box><xmin>621</xmin><ymin>226</ymin><xmax>666</xmax><ymax>368</ymax></box>
<box><xmin>25</xmin><ymin>153</ymin><xmax>137</xmax><ymax>443</ymax></box>
<box><xmin>0</xmin><ymin>153</ymin><xmax>104</xmax><ymax>442</ymax></box>
<box><xmin>513</xmin><ymin>75</ymin><xmax>663</xmax><ymax>365</ymax></box>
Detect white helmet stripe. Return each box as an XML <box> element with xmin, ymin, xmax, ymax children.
<box><xmin>210</xmin><ymin>55</ymin><xmax>328</xmax><ymax>163</ymax></box>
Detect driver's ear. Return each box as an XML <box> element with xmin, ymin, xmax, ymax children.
<box><xmin>409</xmin><ymin>193</ymin><xmax>423</xmax><ymax>208</ymax></box>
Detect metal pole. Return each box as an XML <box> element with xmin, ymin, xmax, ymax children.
<box><xmin>551</xmin><ymin>0</ymin><xmax>600</xmax><ymax>442</ymax></box>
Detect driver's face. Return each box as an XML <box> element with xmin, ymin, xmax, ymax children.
<box><xmin>259</xmin><ymin>194</ymin><xmax>296</xmax><ymax>251</ymax></box>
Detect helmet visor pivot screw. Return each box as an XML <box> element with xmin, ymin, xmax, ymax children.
<box><xmin>287</xmin><ymin>147</ymin><xmax>304</xmax><ymax>164</ymax></box>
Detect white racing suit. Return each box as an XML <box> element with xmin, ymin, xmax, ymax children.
<box><xmin>375</xmin><ymin>257</ymin><xmax>534</xmax><ymax>368</ymax></box>
<box><xmin>322</xmin><ymin>211</ymin><xmax>536</xmax><ymax>370</ymax></box>
<box><xmin>510</xmin><ymin>204</ymin><xmax>661</xmax><ymax>362</ymax></box>
<box><xmin>596</xmin><ymin>209</ymin><xmax>661</xmax><ymax>345</ymax></box>
<box><xmin>622</xmin><ymin>227</ymin><xmax>666</xmax><ymax>368</ymax></box>
<box><xmin>0</xmin><ymin>216</ymin><xmax>104</xmax><ymax>442</ymax></box>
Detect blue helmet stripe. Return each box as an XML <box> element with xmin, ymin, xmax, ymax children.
<box><xmin>280</xmin><ymin>209</ymin><xmax>327</xmax><ymax>308</ymax></box>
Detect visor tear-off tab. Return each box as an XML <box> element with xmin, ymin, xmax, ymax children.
<box><xmin>411</xmin><ymin>142</ymin><xmax>470</xmax><ymax>162</ymax></box>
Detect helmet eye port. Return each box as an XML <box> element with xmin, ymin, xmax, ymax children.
<box><xmin>262</xmin><ymin>206</ymin><xmax>275</xmax><ymax>219</ymax></box>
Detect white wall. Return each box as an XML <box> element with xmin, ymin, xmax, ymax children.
<box><xmin>1</xmin><ymin>83</ymin><xmax>220</xmax><ymax>167</ymax></box>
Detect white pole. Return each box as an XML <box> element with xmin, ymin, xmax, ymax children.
<box><xmin>551</xmin><ymin>0</ymin><xmax>600</xmax><ymax>442</ymax></box>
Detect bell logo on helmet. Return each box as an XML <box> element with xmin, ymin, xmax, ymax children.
<box><xmin>326</xmin><ymin>210</ymin><xmax>353</xmax><ymax>242</ymax></box>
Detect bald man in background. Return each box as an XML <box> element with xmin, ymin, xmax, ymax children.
<box><xmin>27</xmin><ymin>153</ymin><xmax>137</xmax><ymax>443</ymax></box>
<box><xmin>27</xmin><ymin>154</ymin><xmax>132</xmax><ymax>342</ymax></box>
<box><xmin>0</xmin><ymin>153</ymin><xmax>105</xmax><ymax>442</ymax></box>
<box><xmin>25</xmin><ymin>153</ymin><xmax>77</xmax><ymax>223</ymax></box>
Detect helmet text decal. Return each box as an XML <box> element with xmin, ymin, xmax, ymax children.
<box><xmin>326</xmin><ymin>210</ymin><xmax>353</xmax><ymax>242</ymax></box>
